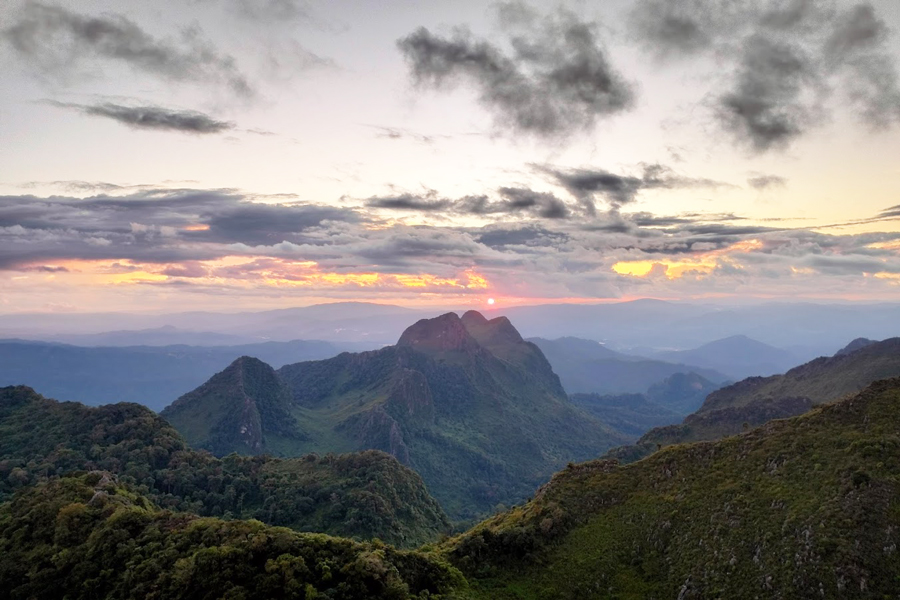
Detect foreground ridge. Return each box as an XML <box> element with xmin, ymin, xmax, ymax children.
<box><xmin>443</xmin><ymin>378</ymin><xmax>900</xmax><ymax>599</ymax></box>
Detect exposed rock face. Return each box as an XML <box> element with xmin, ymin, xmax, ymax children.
<box><xmin>386</xmin><ymin>368</ymin><xmax>434</xmax><ymax>423</ymax></box>
<box><xmin>396</xmin><ymin>312</ymin><xmax>479</xmax><ymax>354</ymax></box>
<box><xmin>341</xmin><ymin>406</ymin><xmax>411</xmax><ymax>465</ymax></box>
<box><xmin>461</xmin><ymin>311</ymin><xmax>524</xmax><ymax>348</ymax></box>
<box><xmin>161</xmin><ymin>356</ymin><xmax>298</xmax><ymax>456</ymax></box>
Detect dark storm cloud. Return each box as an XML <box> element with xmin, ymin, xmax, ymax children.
<box><xmin>546</xmin><ymin>163</ymin><xmax>726</xmax><ymax>212</ymax></box>
<box><xmin>747</xmin><ymin>174</ymin><xmax>788</xmax><ymax>190</ymax></box>
<box><xmin>396</xmin><ymin>8</ymin><xmax>634</xmax><ymax>140</ymax></box>
<box><xmin>4</xmin><ymin>2</ymin><xmax>253</xmax><ymax>97</ymax></box>
<box><xmin>629</xmin><ymin>0</ymin><xmax>900</xmax><ymax>151</ymax></box>
<box><xmin>46</xmin><ymin>101</ymin><xmax>234</xmax><ymax>134</ymax></box>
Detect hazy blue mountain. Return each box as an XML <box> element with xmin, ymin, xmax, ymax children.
<box><xmin>5</xmin><ymin>301</ymin><xmax>900</xmax><ymax>352</ymax></box>
<box><xmin>531</xmin><ymin>336</ymin><xmax>728</xmax><ymax>395</ymax></box>
<box><xmin>569</xmin><ymin>372</ymin><xmax>721</xmax><ymax>439</ymax></box>
<box><xmin>652</xmin><ymin>334</ymin><xmax>802</xmax><ymax>379</ymax></box>
<box><xmin>569</xmin><ymin>393</ymin><xmax>682</xmax><ymax>438</ymax></box>
<box><xmin>0</xmin><ymin>339</ymin><xmax>348</xmax><ymax>411</ymax></box>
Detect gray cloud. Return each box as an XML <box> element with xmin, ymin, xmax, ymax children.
<box><xmin>366</xmin><ymin>187</ymin><xmax>572</xmax><ymax>220</ymax></box>
<box><xmin>397</xmin><ymin>8</ymin><xmax>634</xmax><ymax>140</ymax></box>
<box><xmin>366</xmin><ymin>194</ymin><xmax>452</xmax><ymax>211</ymax></box>
<box><xmin>4</xmin><ymin>2</ymin><xmax>253</xmax><ymax>97</ymax></box>
<box><xmin>748</xmin><ymin>174</ymin><xmax>788</xmax><ymax>189</ymax></box>
<box><xmin>46</xmin><ymin>101</ymin><xmax>234</xmax><ymax>134</ymax></box>
<box><xmin>546</xmin><ymin>163</ymin><xmax>726</xmax><ymax>212</ymax></box>
<box><xmin>629</xmin><ymin>0</ymin><xmax>900</xmax><ymax>151</ymax></box>
<box><xmin>719</xmin><ymin>35</ymin><xmax>818</xmax><ymax>151</ymax></box>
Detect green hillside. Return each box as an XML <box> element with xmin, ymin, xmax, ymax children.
<box><xmin>0</xmin><ymin>473</ymin><xmax>463</xmax><ymax>600</ymax></box>
<box><xmin>610</xmin><ymin>337</ymin><xmax>900</xmax><ymax>463</ymax></box>
<box><xmin>171</xmin><ymin>311</ymin><xmax>626</xmax><ymax>522</ymax></box>
<box><xmin>0</xmin><ymin>386</ymin><xmax>449</xmax><ymax>547</ymax></box>
<box><xmin>444</xmin><ymin>378</ymin><xmax>900</xmax><ymax>599</ymax></box>
<box><xmin>161</xmin><ymin>356</ymin><xmax>302</xmax><ymax>456</ymax></box>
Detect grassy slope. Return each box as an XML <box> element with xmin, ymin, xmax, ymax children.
<box><xmin>445</xmin><ymin>378</ymin><xmax>900</xmax><ymax>599</ymax></box>
<box><xmin>0</xmin><ymin>386</ymin><xmax>449</xmax><ymax>547</ymax></box>
<box><xmin>699</xmin><ymin>337</ymin><xmax>900</xmax><ymax>413</ymax></box>
<box><xmin>610</xmin><ymin>337</ymin><xmax>900</xmax><ymax>463</ymax></box>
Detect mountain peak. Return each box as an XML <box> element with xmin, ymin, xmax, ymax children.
<box><xmin>461</xmin><ymin>311</ymin><xmax>524</xmax><ymax>347</ymax></box>
<box><xmin>835</xmin><ymin>337</ymin><xmax>877</xmax><ymax>356</ymax></box>
<box><xmin>161</xmin><ymin>355</ymin><xmax>299</xmax><ymax>456</ymax></box>
<box><xmin>396</xmin><ymin>312</ymin><xmax>478</xmax><ymax>354</ymax></box>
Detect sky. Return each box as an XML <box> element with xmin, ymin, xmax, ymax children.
<box><xmin>1</xmin><ymin>0</ymin><xmax>900</xmax><ymax>313</ymax></box>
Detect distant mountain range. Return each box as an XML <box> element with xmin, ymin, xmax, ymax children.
<box><xmin>650</xmin><ymin>334</ymin><xmax>803</xmax><ymax>379</ymax></box>
<box><xmin>163</xmin><ymin>311</ymin><xmax>627</xmax><ymax>521</ymax></box>
<box><xmin>0</xmin><ymin>339</ymin><xmax>353</xmax><ymax>411</ymax></box>
<box><xmin>530</xmin><ymin>336</ymin><xmax>729</xmax><ymax>395</ymax></box>
<box><xmin>4</xmin><ymin>300</ymin><xmax>900</xmax><ymax>355</ymax></box>
<box><xmin>609</xmin><ymin>337</ymin><xmax>900</xmax><ymax>463</ymax></box>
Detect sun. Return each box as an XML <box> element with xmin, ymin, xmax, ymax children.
<box><xmin>487</xmin><ymin>298</ymin><xmax>495</xmax><ymax>305</ymax></box>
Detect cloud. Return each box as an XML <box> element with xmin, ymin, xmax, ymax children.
<box><xmin>46</xmin><ymin>101</ymin><xmax>234</xmax><ymax>134</ymax></box>
<box><xmin>546</xmin><ymin>163</ymin><xmax>726</xmax><ymax>212</ymax></box>
<box><xmin>629</xmin><ymin>0</ymin><xmax>900</xmax><ymax>151</ymax></box>
<box><xmin>747</xmin><ymin>173</ymin><xmax>788</xmax><ymax>190</ymax></box>
<box><xmin>4</xmin><ymin>2</ymin><xmax>253</xmax><ymax>97</ymax></box>
<box><xmin>4</xmin><ymin>187</ymin><xmax>900</xmax><ymax>303</ymax></box>
<box><xmin>365</xmin><ymin>187</ymin><xmax>572</xmax><ymax>220</ymax></box>
<box><xmin>366</xmin><ymin>193</ymin><xmax>452</xmax><ymax>211</ymax></box>
<box><xmin>718</xmin><ymin>35</ymin><xmax>818</xmax><ymax>151</ymax></box>
<box><xmin>396</xmin><ymin>7</ymin><xmax>634</xmax><ymax>140</ymax></box>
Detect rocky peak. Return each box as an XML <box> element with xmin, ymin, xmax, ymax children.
<box><xmin>461</xmin><ymin>311</ymin><xmax>524</xmax><ymax>347</ymax></box>
<box><xmin>396</xmin><ymin>312</ymin><xmax>479</xmax><ymax>354</ymax></box>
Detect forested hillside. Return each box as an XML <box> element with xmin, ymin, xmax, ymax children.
<box><xmin>0</xmin><ymin>474</ymin><xmax>463</xmax><ymax>600</ymax></box>
<box><xmin>0</xmin><ymin>386</ymin><xmax>449</xmax><ymax>547</ymax></box>
<box><xmin>169</xmin><ymin>312</ymin><xmax>625</xmax><ymax>521</ymax></box>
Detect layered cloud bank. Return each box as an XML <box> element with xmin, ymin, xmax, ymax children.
<box><xmin>2</xmin><ymin>184</ymin><xmax>899</xmax><ymax>311</ymax></box>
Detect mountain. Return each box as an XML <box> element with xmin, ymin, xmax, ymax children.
<box><xmin>653</xmin><ymin>334</ymin><xmax>802</xmax><ymax>379</ymax></box>
<box><xmin>168</xmin><ymin>311</ymin><xmax>627</xmax><ymax>521</ymax></box>
<box><xmin>0</xmin><ymin>301</ymin><xmax>431</xmax><ymax>346</ymax></box>
<box><xmin>646</xmin><ymin>371</ymin><xmax>722</xmax><ymax>414</ymax></box>
<box><xmin>569</xmin><ymin>393</ymin><xmax>682</xmax><ymax>438</ymax></box>
<box><xmin>530</xmin><ymin>336</ymin><xmax>728</xmax><ymax>395</ymax></box>
<box><xmin>835</xmin><ymin>337</ymin><xmax>877</xmax><ymax>356</ymax></box>
<box><xmin>611</xmin><ymin>337</ymin><xmax>900</xmax><ymax>463</ymax></box>
<box><xmin>494</xmin><ymin>301</ymin><xmax>900</xmax><ymax>354</ymax></box>
<box><xmin>569</xmin><ymin>372</ymin><xmax>721</xmax><ymax>439</ymax></box>
<box><xmin>161</xmin><ymin>356</ymin><xmax>302</xmax><ymax>456</ymax></box>
<box><xmin>444</xmin><ymin>378</ymin><xmax>900</xmax><ymax>598</ymax></box>
<box><xmin>0</xmin><ymin>338</ymin><xmax>348</xmax><ymax>411</ymax></box>
<box><xmin>0</xmin><ymin>385</ymin><xmax>449</xmax><ymax>547</ymax></box>
<box><xmin>0</xmin><ymin>473</ymin><xmax>462</xmax><ymax>600</ymax></box>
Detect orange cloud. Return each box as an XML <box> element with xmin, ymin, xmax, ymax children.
<box><xmin>611</xmin><ymin>239</ymin><xmax>762</xmax><ymax>280</ymax></box>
